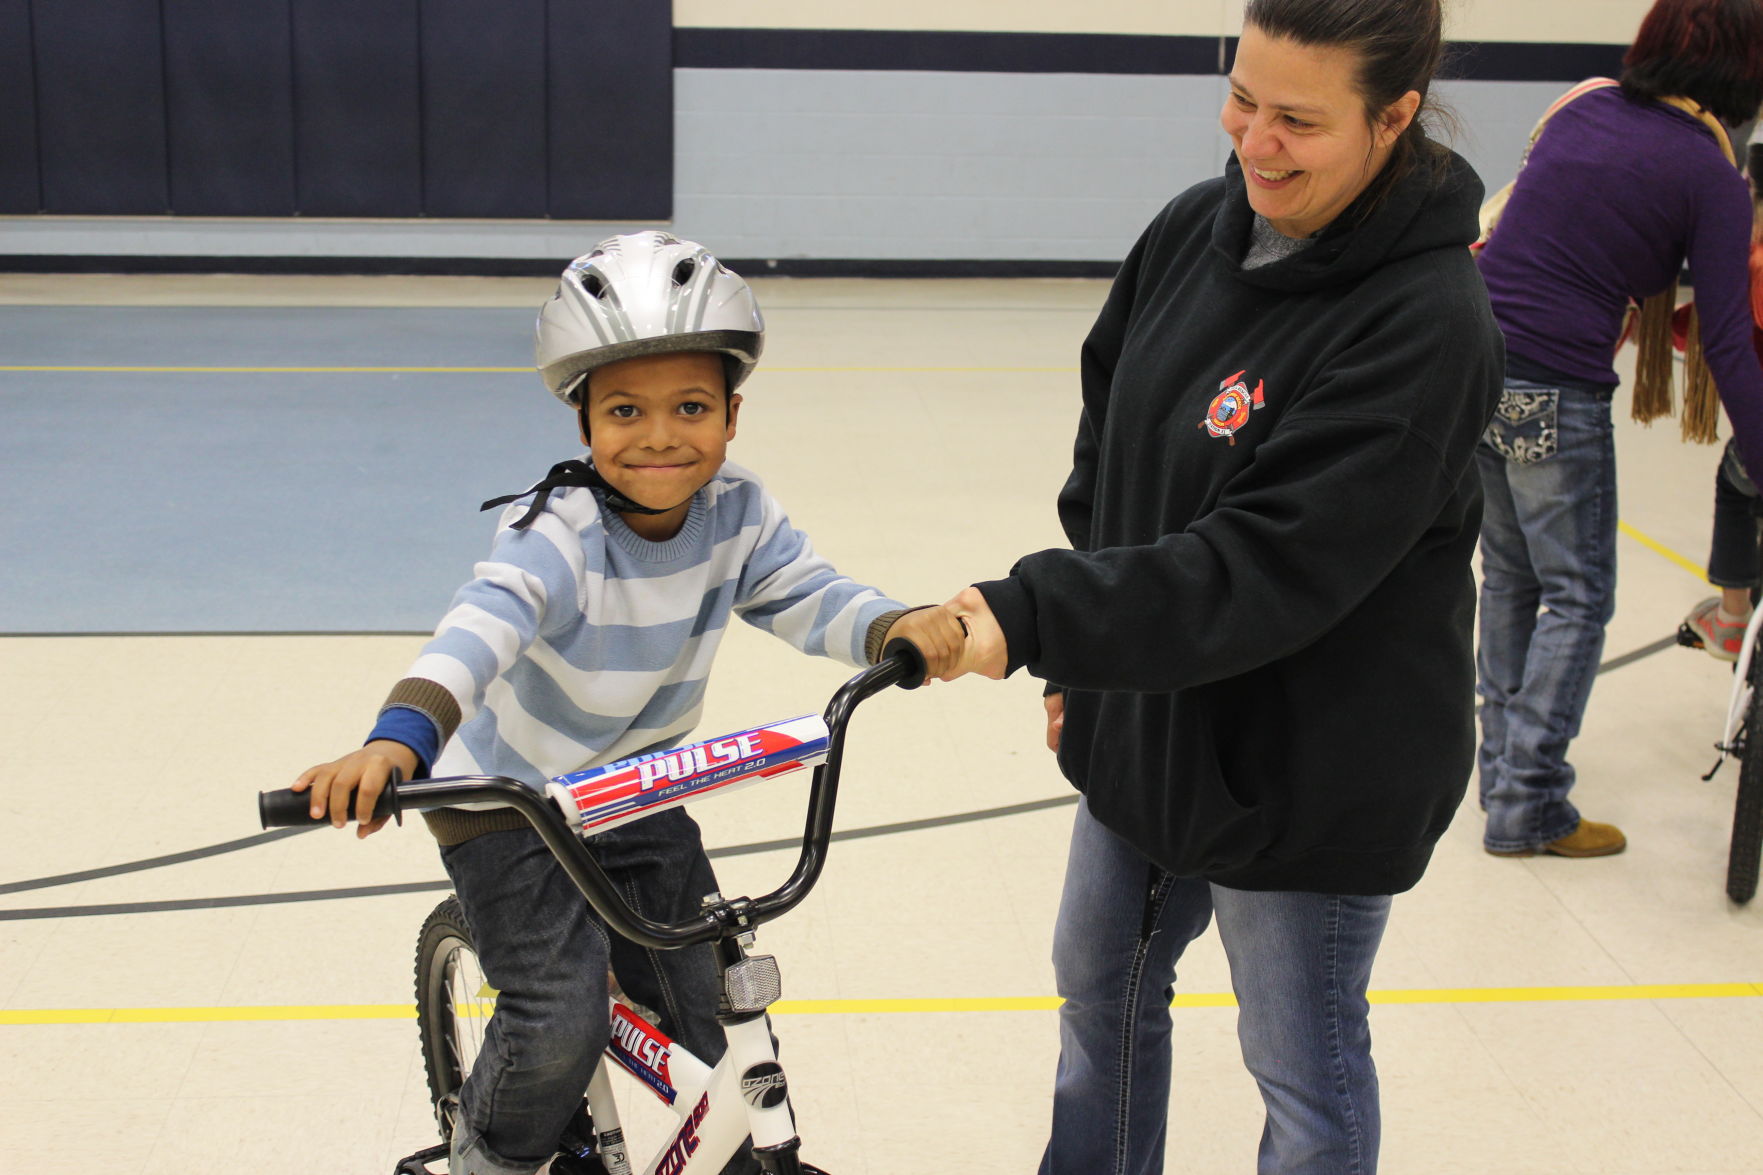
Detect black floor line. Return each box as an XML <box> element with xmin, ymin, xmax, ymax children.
<box><xmin>0</xmin><ymin>632</ymin><xmax>1691</xmax><ymax>922</ymax></box>
<box><xmin>1597</xmin><ymin>633</ymin><xmax>1683</xmax><ymax>674</ymax></box>
<box><xmin>0</xmin><ymin>828</ymin><xmax>314</xmax><ymax>896</ymax></box>
<box><xmin>0</xmin><ymin>796</ymin><xmax>1080</xmax><ymax>921</ymax></box>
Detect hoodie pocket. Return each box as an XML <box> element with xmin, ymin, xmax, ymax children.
<box><xmin>1076</xmin><ymin>692</ymin><xmax>1274</xmax><ymax>876</ymax></box>
<box><xmin>1483</xmin><ymin>386</ymin><xmax>1559</xmax><ymax>465</ymax></box>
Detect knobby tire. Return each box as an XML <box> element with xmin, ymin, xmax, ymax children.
<box><xmin>415</xmin><ymin>895</ymin><xmax>483</xmax><ymax>1133</ymax></box>
<box><xmin>1730</xmin><ymin>652</ymin><xmax>1763</xmax><ymax>903</ymax></box>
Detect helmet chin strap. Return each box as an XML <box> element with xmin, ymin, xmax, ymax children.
<box><xmin>481</xmin><ymin>458</ymin><xmax>671</xmax><ymax>531</ymax></box>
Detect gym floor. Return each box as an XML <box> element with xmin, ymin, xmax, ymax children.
<box><xmin>2</xmin><ymin>271</ymin><xmax>1761</xmax><ymax>1174</ymax></box>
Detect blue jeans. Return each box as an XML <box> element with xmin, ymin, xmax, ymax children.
<box><xmin>1039</xmin><ymin>800</ymin><xmax>1392</xmax><ymax>1175</ymax></box>
<box><xmin>1475</xmin><ymin>379</ymin><xmax>1617</xmax><ymax>851</ymax></box>
<box><xmin>440</xmin><ymin>809</ymin><xmax>755</xmax><ymax>1175</ymax></box>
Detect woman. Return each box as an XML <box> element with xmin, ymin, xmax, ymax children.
<box><xmin>1474</xmin><ymin>0</ymin><xmax>1763</xmax><ymax>858</ymax></box>
<box><xmin>935</xmin><ymin>0</ymin><xmax>1502</xmax><ymax>1170</ymax></box>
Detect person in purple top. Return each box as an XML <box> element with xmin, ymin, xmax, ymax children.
<box><xmin>1474</xmin><ymin>0</ymin><xmax>1763</xmax><ymax>859</ymax></box>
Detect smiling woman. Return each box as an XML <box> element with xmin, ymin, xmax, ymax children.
<box><xmin>919</xmin><ymin>0</ymin><xmax>1506</xmax><ymax>1170</ymax></box>
<box><xmin>1222</xmin><ymin>28</ymin><xmax>1420</xmax><ymax>238</ymax></box>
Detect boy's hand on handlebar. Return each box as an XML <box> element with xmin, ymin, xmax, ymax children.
<box><xmin>292</xmin><ymin>740</ymin><xmax>418</xmax><ymax>838</ymax></box>
<box><xmin>884</xmin><ymin>604</ymin><xmax>970</xmax><ymax>683</ymax></box>
<box><xmin>942</xmin><ymin>587</ymin><xmax>1009</xmax><ymax>680</ymax></box>
<box><xmin>1044</xmin><ymin>690</ymin><xmax>1065</xmax><ymax>752</ymax></box>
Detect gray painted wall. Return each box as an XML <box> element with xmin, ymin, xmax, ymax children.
<box><xmin>0</xmin><ymin>71</ymin><xmax>1589</xmax><ymax>265</ymax></box>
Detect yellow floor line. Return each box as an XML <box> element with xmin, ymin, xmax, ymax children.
<box><xmin>0</xmin><ymin>364</ymin><xmax>1074</xmax><ymax>375</ymax></box>
<box><xmin>1618</xmin><ymin>519</ymin><xmax>1707</xmax><ymax>581</ymax></box>
<box><xmin>6</xmin><ymin>983</ymin><xmax>1760</xmax><ymax>1025</ymax></box>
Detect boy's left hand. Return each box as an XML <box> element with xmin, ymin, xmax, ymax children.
<box><xmin>883</xmin><ymin>604</ymin><xmax>969</xmax><ymax>683</ymax></box>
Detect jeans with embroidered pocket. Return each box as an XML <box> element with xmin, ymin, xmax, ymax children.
<box><xmin>1475</xmin><ymin>379</ymin><xmax>1617</xmax><ymax>852</ymax></box>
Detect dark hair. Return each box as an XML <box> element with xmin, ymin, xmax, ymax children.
<box><xmin>1623</xmin><ymin>0</ymin><xmax>1763</xmax><ymax>126</ymax></box>
<box><xmin>1242</xmin><ymin>0</ymin><xmax>1450</xmax><ymax>195</ymax></box>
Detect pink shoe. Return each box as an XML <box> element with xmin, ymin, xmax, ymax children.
<box><xmin>1686</xmin><ymin>597</ymin><xmax>1746</xmax><ymax>662</ymax></box>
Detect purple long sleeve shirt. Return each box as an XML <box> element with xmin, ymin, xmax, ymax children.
<box><xmin>1477</xmin><ymin>86</ymin><xmax>1763</xmax><ymax>471</ymax></box>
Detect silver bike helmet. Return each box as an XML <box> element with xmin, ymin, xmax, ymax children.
<box><xmin>535</xmin><ymin>231</ymin><xmax>764</xmax><ymax>406</ymax></box>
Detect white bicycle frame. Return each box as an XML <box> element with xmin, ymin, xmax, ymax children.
<box><xmin>1716</xmin><ymin>607</ymin><xmax>1763</xmax><ymax>766</ymax></box>
<box><xmin>586</xmin><ymin>997</ymin><xmax>793</xmax><ymax>1175</ymax></box>
<box><xmin>262</xmin><ymin>647</ymin><xmax>926</xmax><ymax>1175</ymax></box>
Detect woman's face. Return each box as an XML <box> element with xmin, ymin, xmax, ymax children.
<box><xmin>1221</xmin><ymin>24</ymin><xmax>1419</xmax><ymax>239</ymax></box>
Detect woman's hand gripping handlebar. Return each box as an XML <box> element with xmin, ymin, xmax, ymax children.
<box><xmin>257</xmin><ymin>639</ymin><xmax>930</xmax><ymax>949</ymax></box>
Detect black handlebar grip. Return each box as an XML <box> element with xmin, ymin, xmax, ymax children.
<box><xmin>882</xmin><ymin>636</ymin><xmax>930</xmax><ymax>690</ymax></box>
<box><xmin>258</xmin><ymin>768</ymin><xmax>404</xmax><ymax>829</ymax></box>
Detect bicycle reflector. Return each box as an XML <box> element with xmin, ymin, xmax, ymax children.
<box><xmin>546</xmin><ymin>715</ymin><xmax>831</xmax><ymax>837</ymax></box>
<box><xmin>724</xmin><ymin>954</ymin><xmax>784</xmax><ymax>1014</ymax></box>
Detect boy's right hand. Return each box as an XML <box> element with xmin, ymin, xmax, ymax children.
<box><xmin>292</xmin><ymin>740</ymin><xmax>419</xmax><ymax>838</ymax></box>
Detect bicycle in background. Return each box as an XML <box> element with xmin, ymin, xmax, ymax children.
<box><xmin>1679</xmin><ymin>602</ymin><xmax>1763</xmax><ymax>903</ymax></box>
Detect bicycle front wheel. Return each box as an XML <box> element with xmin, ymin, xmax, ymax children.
<box><xmin>1730</xmin><ymin>653</ymin><xmax>1763</xmax><ymax>904</ymax></box>
<box><xmin>415</xmin><ymin>895</ymin><xmax>491</xmax><ymax>1127</ymax></box>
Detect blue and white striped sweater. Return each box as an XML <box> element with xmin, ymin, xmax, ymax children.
<box><xmin>372</xmin><ymin>459</ymin><xmax>902</xmax><ymax>794</ymax></box>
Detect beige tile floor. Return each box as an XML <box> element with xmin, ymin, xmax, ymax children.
<box><xmin>3</xmin><ymin>274</ymin><xmax>1763</xmax><ymax>1174</ymax></box>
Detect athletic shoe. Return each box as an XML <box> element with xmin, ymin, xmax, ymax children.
<box><xmin>1686</xmin><ymin>597</ymin><xmax>1745</xmax><ymax>662</ymax></box>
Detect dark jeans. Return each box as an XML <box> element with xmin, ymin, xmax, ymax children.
<box><xmin>440</xmin><ymin>809</ymin><xmax>754</xmax><ymax>1175</ymax></box>
<box><xmin>1707</xmin><ymin>440</ymin><xmax>1761</xmax><ymax>589</ymax></box>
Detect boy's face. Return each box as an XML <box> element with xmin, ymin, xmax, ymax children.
<box><xmin>580</xmin><ymin>351</ymin><xmax>740</xmax><ymax>536</ymax></box>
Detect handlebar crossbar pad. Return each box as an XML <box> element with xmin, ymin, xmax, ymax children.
<box><xmin>258</xmin><ymin>769</ymin><xmax>403</xmax><ymax>829</ymax></box>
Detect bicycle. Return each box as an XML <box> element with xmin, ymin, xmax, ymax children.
<box><xmin>1678</xmin><ymin>598</ymin><xmax>1763</xmax><ymax>904</ymax></box>
<box><xmin>258</xmin><ymin>641</ymin><xmax>929</xmax><ymax>1174</ymax></box>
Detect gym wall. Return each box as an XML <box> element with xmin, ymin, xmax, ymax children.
<box><xmin>0</xmin><ymin>0</ymin><xmax>1658</xmax><ymax>272</ymax></box>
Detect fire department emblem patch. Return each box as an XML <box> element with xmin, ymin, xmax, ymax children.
<box><xmin>1200</xmin><ymin>370</ymin><xmax>1265</xmax><ymax>445</ymax></box>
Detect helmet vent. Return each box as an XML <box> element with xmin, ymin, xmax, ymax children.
<box><xmin>583</xmin><ymin>272</ymin><xmax>606</xmax><ymax>299</ymax></box>
<box><xmin>671</xmin><ymin>258</ymin><xmax>698</xmax><ymax>286</ymax></box>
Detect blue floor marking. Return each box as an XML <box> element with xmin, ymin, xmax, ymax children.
<box><xmin>1</xmin><ymin>306</ymin><xmax>586</xmax><ymax>633</ymax></box>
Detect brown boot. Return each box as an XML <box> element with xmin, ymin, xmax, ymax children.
<box><xmin>1487</xmin><ymin>819</ymin><xmax>1627</xmax><ymax>858</ymax></box>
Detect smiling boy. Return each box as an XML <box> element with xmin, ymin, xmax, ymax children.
<box><xmin>293</xmin><ymin>232</ymin><xmax>965</xmax><ymax>1175</ymax></box>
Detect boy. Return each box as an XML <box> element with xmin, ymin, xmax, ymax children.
<box><xmin>293</xmin><ymin>231</ymin><xmax>966</xmax><ymax>1175</ymax></box>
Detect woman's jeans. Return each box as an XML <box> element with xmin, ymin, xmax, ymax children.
<box><xmin>1475</xmin><ymin>379</ymin><xmax>1618</xmax><ymax>852</ymax></box>
<box><xmin>440</xmin><ymin>810</ymin><xmax>755</xmax><ymax>1175</ymax></box>
<box><xmin>1039</xmin><ymin>799</ymin><xmax>1392</xmax><ymax>1175</ymax></box>
<box><xmin>1707</xmin><ymin>440</ymin><xmax>1761</xmax><ymax>589</ymax></box>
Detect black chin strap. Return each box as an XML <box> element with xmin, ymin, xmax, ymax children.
<box><xmin>480</xmin><ymin>459</ymin><xmax>669</xmax><ymax>531</ymax></box>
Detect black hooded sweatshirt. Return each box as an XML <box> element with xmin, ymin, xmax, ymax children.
<box><xmin>976</xmin><ymin>150</ymin><xmax>1504</xmax><ymax>895</ymax></box>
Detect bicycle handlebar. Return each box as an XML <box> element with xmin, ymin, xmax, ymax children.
<box><xmin>257</xmin><ymin>781</ymin><xmax>402</xmax><ymax>828</ymax></box>
<box><xmin>257</xmin><ymin>638</ymin><xmax>929</xmax><ymax>949</ymax></box>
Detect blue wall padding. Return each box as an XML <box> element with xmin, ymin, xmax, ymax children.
<box><xmin>292</xmin><ymin>0</ymin><xmax>423</xmax><ymax>217</ymax></box>
<box><xmin>420</xmin><ymin>0</ymin><xmax>549</xmax><ymax>218</ymax></box>
<box><xmin>0</xmin><ymin>0</ymin><xmax>39</xmax><ymax>213</ymax></box>
<box><xmin>33</xmin><ymin>0</ymin><xmax>168</xmax><ymax>214</ymax></box>
<box><xmin>548</xmin><ymin>0</ymin><xmax>673</xmax><ymax>219</ymax></box>
<box><xmin>14</xmin><ymin>0</ymin><xmax>670</xmax><ymax>220</ymax></box>
<box><xmin>164</xmin><ymin>0</ymin><xmax>297</xmax><ymax>216</ymax></box>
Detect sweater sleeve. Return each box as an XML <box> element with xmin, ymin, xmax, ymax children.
<box><xmin>733</xmin><ymin>490</ymin><xmax>904</xmax><ymax>667</ymax></box>
<box><xmin>376</xmin><ymin>509</ymin><xmax>574</xmax><ymax>745</ymax></box>
<box><xmin>1685</xmin><ymin>170</ymin><xmax>1763</xmax><ymax>474</ymax></box>
<box><xmin>978</xmin><ymin>278</ymin><xmax>1500</xmax><ymax>692</ymax></box>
